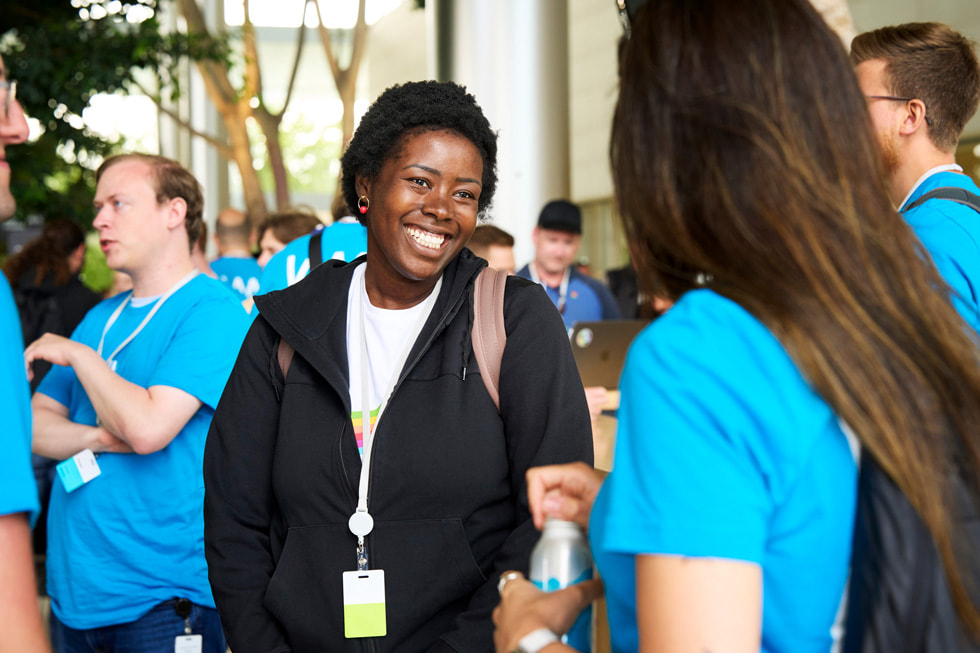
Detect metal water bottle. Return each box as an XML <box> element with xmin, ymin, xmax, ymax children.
<box><xmin>529</xmin><ymin>518</ymin><xmax>593</xmax><ymax>652</ymax></box>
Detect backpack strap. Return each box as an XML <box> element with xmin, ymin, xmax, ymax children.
<box><xmin>471</xmin><ymin>267</ymin><xmax>508</xmax><ymax>412</ymax></box>
<box><xmin>903</xmin><ymin>186</ymin><xmax>980</xmax><ymax>215</ymax></box>
<box><xmin>308</xmin><ymin>230</ymin><xmax>324</xmax><ymax>268</ymax></box>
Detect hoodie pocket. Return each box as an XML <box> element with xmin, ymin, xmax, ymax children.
<box><xmin>262</xmin><ymin>518</ymin><xmax>487</xmax><ymax>650</ymax></box>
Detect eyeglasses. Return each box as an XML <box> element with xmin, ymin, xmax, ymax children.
<box><xmin>616</xmin><ymin>0</ymin><xmax>648</xmax><ymax>39</ymax></box>
<box><xmin>865</xmin><ymin>95</ymin><xmax>933</xmax><ymax>127</ymax></box>
<box><xmin>0</xmin><ymin>80</ymin><xmax>15</xmax><ymax>121</ymax></box>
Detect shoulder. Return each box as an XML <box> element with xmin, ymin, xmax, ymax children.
<box><xmin>174</xmin><ymin>276</ymin><xmax>249</xmax><ymax>323</ymax></box>
<box><xmin>570</xmin><ymin>268</ymin><xmax>616</xmax><ymax>298</ymax></box>
<box><xmin>501</xmin><ymin>273</ymin><xmax>553</xmax><ymax>315</ymax></box>
<box><xmin>626</xmin><ymin>291</ymin><xmax>825</xmax><ymax>425</ymax></box>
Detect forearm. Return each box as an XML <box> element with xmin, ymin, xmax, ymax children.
<box><xmin>65</xmin><ymin>345</ymin><xmax>166</xmax><ymax>451</ymax></box>
<box><xmin>0</xmin><ymin>514</ymin><xmax>51</xmax><ymax>653</ymax></box>
<box><xmin>32</xmin><ymin>400</ymin><xmax>128</xmax><ymax>459</ymax></box>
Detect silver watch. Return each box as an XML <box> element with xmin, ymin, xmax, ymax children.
<box><xmin>512</xmin><ymin>627</ymin><xmax>559</xmax><ymax>653</ymax></box>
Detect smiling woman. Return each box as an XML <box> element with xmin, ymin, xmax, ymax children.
<box><xmin>204</xmin><ymin>80</ymin><xmax>594</xmax><ymax>652</ymax></box>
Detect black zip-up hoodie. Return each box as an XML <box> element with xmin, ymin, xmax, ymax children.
<box><xmin>204</xmin><ymin>250</ymin><xmax>593</xmax><ymax>652</ymax></box>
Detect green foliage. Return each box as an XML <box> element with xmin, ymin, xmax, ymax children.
<box><xmin>1</xmin><ymin>0</ymin><xmax>229</xmax><ymax>227</ymax></box>
<box><xmin>250</xmin><ymin>112</ymin><xmax>344</xmax><ymax>194</ymax></box>
<box><xmin>79</xmin><ymin>231</ymin><xmax>114</xmax><ymax>295</ymax></box>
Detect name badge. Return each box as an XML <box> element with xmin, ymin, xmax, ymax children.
<box><xmin>343</xmin><ymin>569</ymin><xmax>386</xmax><ymax>638</ymax></box>
<box><xmin>175</xmin><ymin>635</ymin><xmax>202</xmax><ymax>653</ymax></box>
<box><xmin>57</xmin><ymin>449</ymin><xmax>101</xmax><ymax>492</ymax></box>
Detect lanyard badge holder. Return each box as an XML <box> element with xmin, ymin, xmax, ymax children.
<box><xmin>342</xmin><ymin>272</ymin><xmax>442</xmax><ymax>639</ymax></box>
<box><xmin>174</xmin><ymin>598</ymin><xmax>203</xmax><ymax>653</ymax></box>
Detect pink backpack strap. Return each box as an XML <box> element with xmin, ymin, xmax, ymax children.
<box><xmin>471</xmin><ymin>267</ymin><xmax>508</xmax><ymax>411</ymax></box>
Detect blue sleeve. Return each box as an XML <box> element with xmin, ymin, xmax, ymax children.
<box><xmin>0</xmin><ymin>277</ymin><xmax>39</xmax><ymax>522</ymax></box>
<box><xmin>149</xmin><ymin>295</ymin><xmax>250</xmax><ymax>410</ymax></box>
<box><xmin>257</xmin><ymin>235</ymin><xmax>313</xmax><ymax>295</ymax></box>
<box><xmin>598</xmin><ymin>290</ymin><xmax>836</xmax><ymax>564</ymax></box>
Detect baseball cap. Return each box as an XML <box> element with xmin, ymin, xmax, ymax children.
<box><xmin>537</xmin><ymin>200</ymin><xmax>582</xmax><ymax>235</ymax></box>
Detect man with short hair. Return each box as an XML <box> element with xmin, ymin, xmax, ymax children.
<box><xmin>517</xmin><ymin>199</ymin><xmax>620</xmax><ymax>329</ymax></box>
<box><xmin>468</xmin><ymin>224</ymin><xmax>516</xmax><ymax>275</ymax></box>
<box><xmin>0</xmin><ymin>51</ymin><xmax>51</xmax><ymax>653</ymax></box>
<box><xmin>211</xmin><ymin>207</ymin><xmax>261</xmax><ymax>301</ymax></box>
<box><xmin>27</xmin><ymin>153</ymin><xmax>249</xmax><ymax>653</ymax></box>
<box><xmin>852</xmin><ymin>22</ymin><xmax>980</xmax><ymax>330</ymax></box>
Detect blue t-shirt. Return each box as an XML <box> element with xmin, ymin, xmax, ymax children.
<box><xmin>590</xmin><ymin>290</ymin><xmax>857</xmax><ymax>653</ymax></box>
<box><xmin>211</xmin><ymin>255</ymin><xmax>261</xmax><ymax>301</ymax></box>
<box><xmin>37</xmin><ymin>274</ymin><xmax>250</xmax><ymax>629</ymax></box>
<box><xmin>0</xmin><ymin>275</ymin><xmax>38</xmax><ymax>524</ymax></box>
<box><xmin>516</xmin><ymin>264</ymin><xmax>620</xmax><ymax>329</ymax></box>
<box><xmin>900</xmin><ymin>170</ymin><xmax>980</xmax><ymax>333</ymax></box>
<box><xmin>258</xmin><ymin>221</ymin><xmax>367</xmax><ymax>295</ymax></box>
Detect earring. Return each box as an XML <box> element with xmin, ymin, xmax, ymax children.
<box><xmin>357</xmin><ymin>196</ymin><xmax>370</xmax><ymax>215</ymax></box>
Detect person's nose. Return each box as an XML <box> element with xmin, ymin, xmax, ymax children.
<box><xmin>93</xmin><ymin>206</ymin><xmax>111</xmax><ymax>229</ymax></box>
<box><xmin>0</xmin><ymin>97</ymin><xmax>30</xmax><ymax>146</ymax></box>
<box><xmin>423</xmin><ymin>190</ymin><xmax>451</xmax><ymax>221</ymax></box>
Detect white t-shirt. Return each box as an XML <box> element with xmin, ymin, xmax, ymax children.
<box><xmin>346</xmin><ymin>263</ymin><xmax>441</xmax><ymax>457</ymax></box>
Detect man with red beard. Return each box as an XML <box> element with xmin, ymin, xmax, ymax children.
<box><xmin>852</xmin><ymin>23</ymin><xmax>980</xmax><ymax>331</ymax></box>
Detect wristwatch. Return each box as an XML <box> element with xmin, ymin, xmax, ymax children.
<box><xmin>512</xmin><ymin>627</ymin><xmax>559</xmax><ymax>653</ymax></box>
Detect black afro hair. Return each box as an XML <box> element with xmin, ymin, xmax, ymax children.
<box><xmin>340</xmin><ymin>80</ymin><xmax>498</xmax><ymax>223</ymax></box>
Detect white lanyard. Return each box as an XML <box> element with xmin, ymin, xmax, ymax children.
<box><xmin>899</xmin><ymin>163</ymin><xmax>964</xmax><ymax>211</ymax></box>
<box><xmin>529</xmin><ymin>262</ymin><xmax>570</xmax><ymax>314</ymax></box>
<box><xmin>348</xmin><ymin>270</ymin><xmax>443</xmax><ymax>570</ymax></box>
<box><xmin>96</xmin><ymin>271</ymin><xmax>197</xmax><ymax>369</ymax></box>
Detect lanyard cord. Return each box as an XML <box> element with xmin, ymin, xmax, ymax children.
<box><xmin>350</xmin><ymin>268</ymin><xmax>443</xmax><ymax>568</ymax></box>
<box><xmin>96</xmin><ymin>271</ymin><xmax>198</xmax><ymax>366</ymax></box>
<box><xmin>529</xmin><ymin>263</ymin><xmax>571</xmax><ymax>314</ymax></box>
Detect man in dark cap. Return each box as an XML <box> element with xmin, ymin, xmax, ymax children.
<box><xmin>517</xmin><ymin>199</ymin><xmax>620</xmax><ymax>330</ymax></box>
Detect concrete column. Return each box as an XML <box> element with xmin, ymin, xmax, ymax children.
<box><xmin>428</xmin><ymin>0</ymin><xmax>569</xmax><ymax>268</ymax></box>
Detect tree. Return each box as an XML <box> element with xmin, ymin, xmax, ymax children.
<box><xmin>1</xmin><ymin>0</ymin><xmax>226</xmax><ymax>225</ymax></box>
<box><xmin>157</xmin><ymin>0</ymin><xmax>368</xmax><ymax>220</ymax></box>
<box><xmin>4</xmin><ymin>0</ymin><xmax>369</xmax><ymax>225</ymax></box>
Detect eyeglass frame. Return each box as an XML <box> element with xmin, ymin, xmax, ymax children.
<box><xmin>0</xmin><ymin>80</ymin><xmax>16</xmax><ymax>121</ymax></box>
<box><xmin>865</xmin><ymin>95</ymin><xmax>934</xmax><ymax>127</ymax></box>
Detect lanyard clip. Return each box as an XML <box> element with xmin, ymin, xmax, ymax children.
<box><xmin>357</xmin><ymin>538</ymin><xmax>368</xmax><ymax>571</ymax></box>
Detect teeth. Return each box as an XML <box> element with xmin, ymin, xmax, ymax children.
<box><xmin>407</xmin><ymin>226</ymin><xmax>445</xmax><ymax>250</ymax></box>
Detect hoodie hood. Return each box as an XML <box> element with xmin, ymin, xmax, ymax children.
<box><xmin>254</xmin><ymin>249</ymin><xmax>487</xmax><ymax>401</ymax></box>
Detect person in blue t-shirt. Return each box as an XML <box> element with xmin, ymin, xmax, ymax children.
<box><xmin>853</xmin><ymin>23</ymin><xmax>980</xmax><ymax>333</ymax></box>
<box><xmin>0</xmin><ymin>52</ymin><xmax>50</xmax><ymax>651</ymax></box>
<box><xmin>493</xmin><ymin>3</ymin><xmax>980</xmax><ymax>652</ymax></box>
<box><xmin>27</xmin><ymin>154</ymin><xmax>248</xmax><ymax>653</ymax></box>
<box><xmin>210</xmin><ymin>207</ymin><xmax>261</xmax><ymax>301</ymax></box>
<box><xmin>256</xmin><ymin>215</ymin><xmax>367</xmax><ymax>296</ymax></box>
<box><xmin>516</xmin><ymin>200</ymin><xmax>620</xmax><ymax>330</ymax></box>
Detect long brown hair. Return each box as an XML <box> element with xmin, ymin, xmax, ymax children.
<box><xmin>613</xmin><ymin>0</ymin><xmax>980</xmax><ymax>634</ymax></box>
<box><xmin>4</xmin><ymin>218</ymin><xmax>86</xmax><ymax>287</ymax></box>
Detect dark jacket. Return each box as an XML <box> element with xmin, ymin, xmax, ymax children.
<box><xmin>204</xmin><ymin>250</ymin><xmax>593</xmax><ymax>653</ymax></box>
<box><xmin>12</xmin><ymin>270</ymin><xmax>100</xmax><ymax>391</ymax></box>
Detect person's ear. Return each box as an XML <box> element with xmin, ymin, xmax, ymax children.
<box><xmin>355</xmin><ymin>174</ymin><xmax>371</xmax><ymax>200</ymax></box>
<box><xmin>166</xmin><ymin>197</ymin><xmax>188</xmax><ymax>230</ymax></box>
<box><xmin>899</xmin><ymin>98</ymin><xmax>929</xmax><ymax>136</ymax></box>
